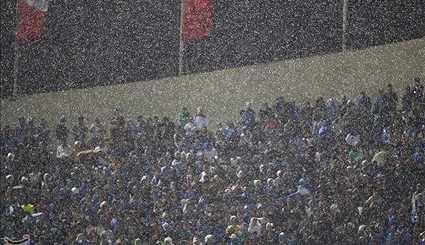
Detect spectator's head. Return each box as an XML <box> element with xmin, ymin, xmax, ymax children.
<box><xmin>196</xmin><ymin>107</ymin><xmax>204</xmax><ymax>115</ymax></box>
<box><xmin>204</xmin><ymin>234</ymin><xmax>215</xmax><ymax>244</ymax></box>
<box><xmin>59</xmin><ymin>115</ymin><xmax>66</xmax><ymax>124</ymax></box>
<box><xmin>229</xmin><ymin>215</ymin><xmax>238</xmax><ymax>225</ymax></box>
<box><xmin>18</xmin><ymin>116</ymin><xmax>26</xmax><ymax>125</ymax></box>
<box><xmin>192</xmin><ymin>236</ymin><xmax>200</xmax><ymax>245</ymax></box>
<box><xmin>78</xmin><ymin>116</ymin><xmax>85</xmax><ymax>125</ymax></box>
<box><xmin>164</xmin><ymin>237</ymin><xmax>173</xmax><ymax>245</ymax></box>
<box><xmin>133</xmin><ymin>238</ymin><xmax>142</xmax><ymax>245</ymax></box>
<box><xmin>387</xmin><ymin>83</ymin><xmax>393</xmax><ymax>92</ymax></box>
<box><xmin>245</xmin><ymin>102</ymin><xmax>252</xmax><ymax>109</ymax></box>
<box><xmin>278</xmin><ymin>232</ymin><xmax>287</xmax><ymax>243</ymax></box>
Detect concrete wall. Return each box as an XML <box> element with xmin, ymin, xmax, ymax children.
<box><xmin>1</xmin><ymin>38</ymin><xmax>424</xmax><ymax>130</ymax></box>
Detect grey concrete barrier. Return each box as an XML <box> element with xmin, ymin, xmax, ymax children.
<box><xmin>1</xmin><ymin>38</ymin><xmax>424</xmax><ymax>130</ymax></box>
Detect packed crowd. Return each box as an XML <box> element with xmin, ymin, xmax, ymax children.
<box><xmin>1</xmin><ymin>78</ymin><xmax>425</xmax><ymax>244</ymax></box>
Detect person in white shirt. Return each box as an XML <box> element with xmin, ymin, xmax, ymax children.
<box><xmin>412</xmin><ymin>184</ymin><xmax>425</xmax><ymax>224</ymax></box>
<box><xmin>184</xmin><ymin>119</ymin><xmax>196</xmax><ymax>136</ymax></box>
<box><xmin>248</xmin><ymin>217</ymin><xmax>268</xmax><ymax>236</ymax></box>
<box><xmin>56</xmin><ymin>141</ymin><xmax>73</xmax><ymax>159</ymax></box>
<box><xmin>193</xmin><ymin>107</ymin><xmax>208</xmax><ymax>130</ymax></box>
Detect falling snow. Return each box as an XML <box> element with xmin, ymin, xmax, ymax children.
<box><xmin>1</xmin><ymin>0</ymin><xmax>425</xmax><ymax>244</ymax></box>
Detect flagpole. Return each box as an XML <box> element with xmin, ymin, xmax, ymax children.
<box><xmin>178</xmin><ymin>0</ymin><xmax>185</xmax><ymax>76</ymax></box>
<box><xmin>13</xmin><ymin>41</ymin><xmax>19</xmax><ymax>98</ymax></box>
<box><xmin>342</xmin><ymin>0</ymin><xmax>348</xmax><ymax>51</ymax></box>
<box><xmin>13</xmin><ymin>0</ymin><xmax>20</xmax><ymax>98</ymax></box>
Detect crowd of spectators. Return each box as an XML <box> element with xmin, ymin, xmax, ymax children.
<box><xmin>1</xmin><ymin>78</ymin><xmax>425</xmax><ymax>244</ymax></box>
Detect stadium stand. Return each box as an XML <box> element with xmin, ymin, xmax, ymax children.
<box><xmin>1</xmin><ymin>78</ymin><xmax>424</xmax><ymax>243</ymax></box>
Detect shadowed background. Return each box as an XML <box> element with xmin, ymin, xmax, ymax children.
<box><xmin>1</xmin><ymin>0</ymin><xmax>424</xmax><ymax>97</ymax></box>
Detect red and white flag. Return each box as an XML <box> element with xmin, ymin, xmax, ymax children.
<box><xmin>16</xmin><ymin>0</ymin><xmax>49</xmax><ymax>42</ymax></box>
<box><xmin>182</xmin><ymin>0</ymin><xmax>214</xmax><ymax>42</ymax></box>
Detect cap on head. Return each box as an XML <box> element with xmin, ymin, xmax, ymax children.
<box><xmin>164</xmin><ymin>237</ymin><xmax>173</xmax><ymax>244</ymax></box>
<box><xmin>205</xmin><ymin>234</ymin><xmax>214</xmax><ymax>243</ymax></box>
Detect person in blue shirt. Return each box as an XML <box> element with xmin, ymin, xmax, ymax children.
<box><xmin>240</xmin><ymin>103</ymin><xmax>256</xmax><ymax>128</ymax></box>
<box><xmin>413</xmin><ymin>146</ymin><xmax>424</xmax><ymax>167</ymax></box>
<box><xmin>359</xmin><ymin>91</ymin><xmax>372</xmax><ymax>112</ymax></box>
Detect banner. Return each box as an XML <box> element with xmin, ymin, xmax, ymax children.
<box><xmin>16</xmin><ymin>0</ymin><xmax>49</xmax><ymax>42</ymax></box>
<box><xmin>182</xmin><ymin>0</ymin><xmax>214</xmax><ymax>42</ymax></box>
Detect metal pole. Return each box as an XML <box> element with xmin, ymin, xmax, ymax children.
<box><xmin>342</xmin><ymin>0</ymin><xmax>348</xmax><ymax>51</ymax></box>
<box><xmin>13</xmin><ymin>0</ymin><xmax>19</xmax><ymax>98</ymax></box>
<box><xmin>178</xmin><ymin>0</ymin><xmax>185</xmax><ymax>75</ymax></box>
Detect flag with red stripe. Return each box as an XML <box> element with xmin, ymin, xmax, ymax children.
<box><xmin>182</xmin><ymin>0</ymin><xmax>214</xmax><ymax>42</ymax></box>
<box><xmin>16</xmin><ymin>0</ymin><xmax>49</xmax><ymax>42</ymax></box>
